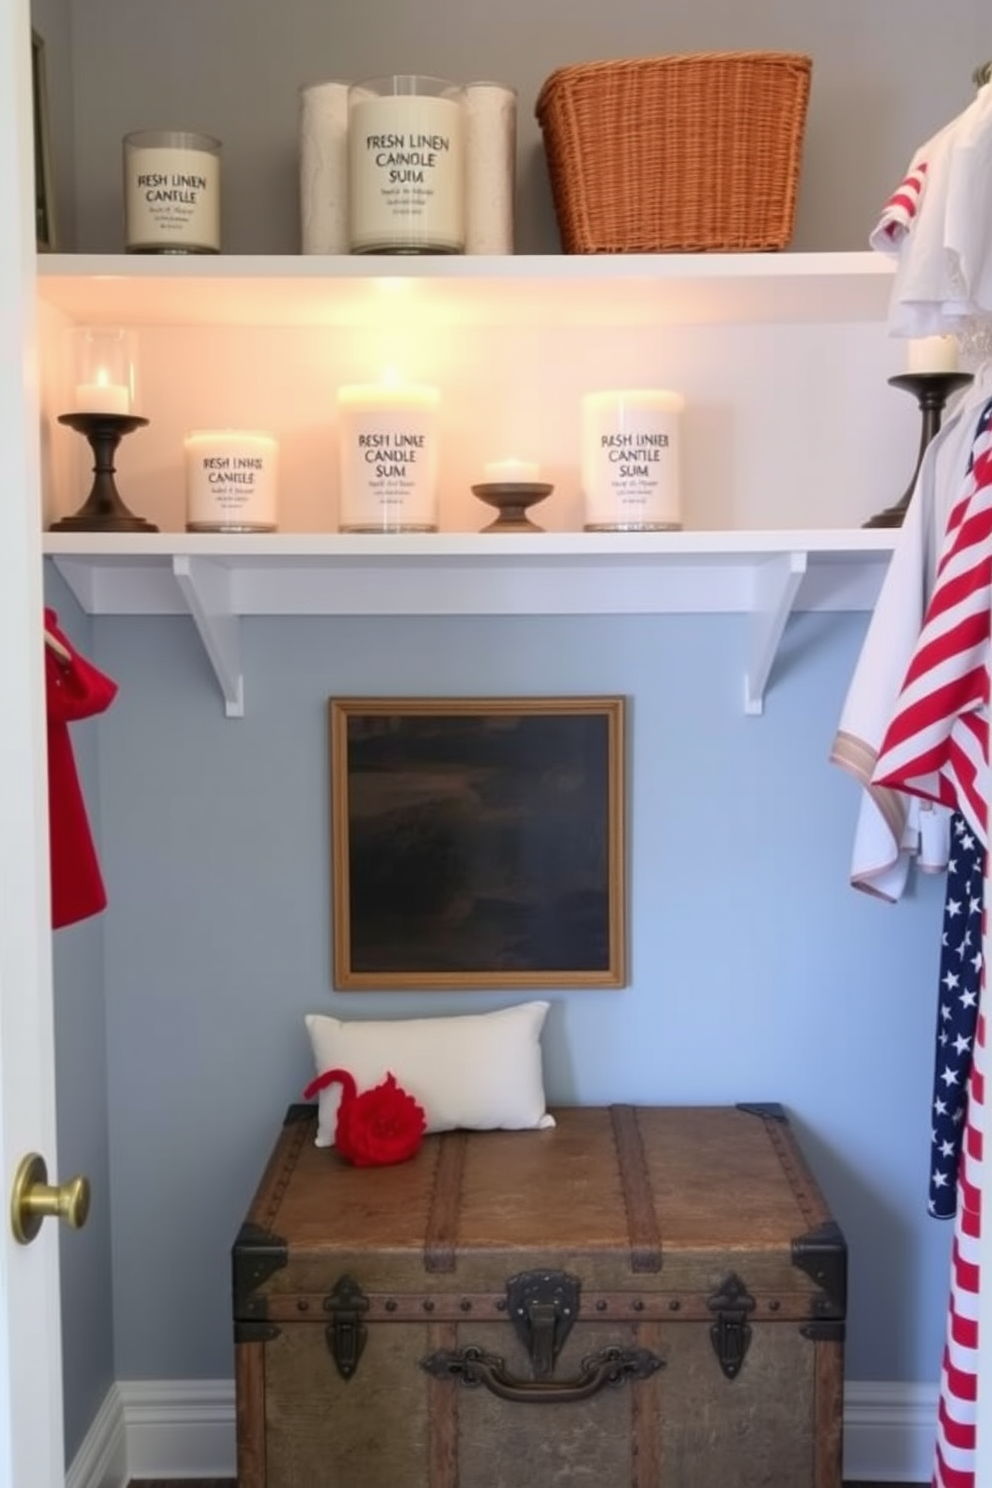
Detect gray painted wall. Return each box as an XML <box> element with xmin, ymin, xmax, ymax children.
<box><xmin>67</xmin><ymin>0</ymin><xmax>989</xmax><ymax>254</ymax></box>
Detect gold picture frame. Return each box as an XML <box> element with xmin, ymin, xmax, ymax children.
<box><xmin>31</xmin><ymin>31</ymin><xmax>56</xmax><ymax>251</ymax></box>
<box><xmin>329</xmin><ymin>696</ymin><xmax>627</xmax><ymax>990</ymax></box>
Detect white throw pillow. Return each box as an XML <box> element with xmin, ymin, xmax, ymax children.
<box><xmin>305</xmin><ymin>1001</ymin><xmax>556</xmax><ymax>1148</ymax></box>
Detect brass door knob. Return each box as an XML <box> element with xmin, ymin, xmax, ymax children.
<box><xmin>10</xmin><ymin>1153</ymin><xmax>90</xmax><ymax>1245</ymax></box>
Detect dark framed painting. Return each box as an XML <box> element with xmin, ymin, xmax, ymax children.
<box><xmin>329</xmin><ymin>696</ymin><xmax>627</xmax><ymax>990</ymax></box>
<box><xmin>31</xmin><ymin>31</ymin><xmax>56</xmax><ymax>251</ymax></box>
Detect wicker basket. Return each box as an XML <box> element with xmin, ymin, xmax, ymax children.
<box><xmin>535</xmin><ymin>52</ymin><xmax>812</xmax><ymax>253</ymax></box>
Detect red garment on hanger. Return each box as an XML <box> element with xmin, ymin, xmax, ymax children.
<box><xmin>44</xmin><ymin>609</ymin><xmax>118</xmax><ymax>929</ymax></box>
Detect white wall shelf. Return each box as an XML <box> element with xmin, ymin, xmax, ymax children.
<box><xmin>35</xmin><ymin>251</ymin><xmax>895</xmax><ymax>329</ymax></box>
<box><xmin>44</xmin><ymin>530</ymin><xmax>895</xmax><ymax>718</ymax></box>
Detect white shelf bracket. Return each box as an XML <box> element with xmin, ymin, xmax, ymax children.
<box><xmin>744</xmin><ymin>551</ymin><xmax>808</xmax><ymax>715</ymax></box>
<box><xmin>171</xmin><ymin>556</ymin><xmax>245</xmax><ymax>717</ymax></box>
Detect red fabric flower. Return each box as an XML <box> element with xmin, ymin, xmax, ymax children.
<box><xmin>302</xmin><ymin>1067</ymin><xmax>426</xmax><ymax>1166</ymax></box>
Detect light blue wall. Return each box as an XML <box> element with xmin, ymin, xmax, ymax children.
<box><xmin>69</xmin><ymin>600</ymin><xmax>951</xmax><ymax>1385</ymax></box>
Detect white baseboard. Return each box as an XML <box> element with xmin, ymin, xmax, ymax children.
<box><xmin>64</xmin><ymin>1384</ymin><xmax>126</xmax><ymax>1488</ymax></box>
<box><xmin>120</xmin><ymin>1378</ymin><xmax>237</xmax><ymax>1480</ymax></box>
<box><xmin>65</xmin><ymin>1375</ymin><xmax>937</xmax><ymax>1486</ymax></box>
<box><xmin>843</xmin><ymin>1380</ymin><xmax>938</xmax><ymax>1482</ymax></box>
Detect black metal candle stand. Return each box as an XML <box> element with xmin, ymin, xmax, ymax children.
<box><xmin>864</xmin><ymin>371</ymin><xmax>974</xmax><ymax>529</ymax></box>
<box><xmin>50</xmin><ymin>412</ymin><xmax>158</xmax><ymax>532</ymax></box>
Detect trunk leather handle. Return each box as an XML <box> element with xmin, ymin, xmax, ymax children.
<box><xmin>420</xmin><ymin>1343</ymin><xmax>664</xmax><ymax>1403</ymax></box>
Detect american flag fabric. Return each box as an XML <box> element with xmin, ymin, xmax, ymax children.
<box><xmin>870</xmin><ymin>396</ymin><xmax>992</xmax><ymax>1488</ymax></box>
<box><xmin>934</xmin><ymin>1002</ymin><xmax>985</xmax><ymax>1488</ymax></box>
<box><xmin>870</xmin><ymin>157</ymin><xmax>929</xmax><ymax>250</ymax></box>
<box><xmin>871</xmin><ymin>396</ymin><xmax>992</xmax><ymax>833</ymax></box>
<box><xmin>929</xmin><ymin>814</ymin><xmax>982</xmax><ymax>1220</ymax></box>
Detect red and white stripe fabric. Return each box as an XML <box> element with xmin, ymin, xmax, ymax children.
<box><xmin>870</xmin><ymin>157</ymin><xmax>929</xmax><ymax>252</ymax></box>
<box><xmin>872</xmin><ymin>398</ymin><xmax>992</xmax><ymax>839</ymax></box>
<box><xmin>871</xmin><ymin>396</ymin><xmax>992</xmax><ymax>1488</ymax></box>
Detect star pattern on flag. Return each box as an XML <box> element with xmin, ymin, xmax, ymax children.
<box><xmin>929</xmin><ymin>814</ymin><xmax>983</xmax><ymax>1218</ymax></box>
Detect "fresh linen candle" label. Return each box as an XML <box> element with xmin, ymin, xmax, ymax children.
<box><xmin>582</xmin><ymin>390</ymin><xmax>685</xmax><ymax>530</ymax></box>
<box><xmin>337</xmin><ymin>382</ymin><xmax>440</xmax><ymax>530</ymax></box>
<box><xmin>185</xmin><ymin>430</ymin><xmax>278</xmax><ymax>531</ymax></box>
<box><xmin>349</xmin><ymin>80</ymin><xmax>464</xmax><ymax>253</ymax></box>
<box><xmin>124</xmin><ymin>131</ymin><xmax>221</xmax><ymax>253</ymax></box>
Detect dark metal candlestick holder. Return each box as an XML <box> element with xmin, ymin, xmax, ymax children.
<box><xmin>50</xmin><ymin>412</ymin><xmax>158</xmax><ymax>532</ymax></box>
<box><xmin>864</xmin><ymin>371</ymin><xmax>974</xmax><ymax>528</ymax></box>
<box><xmin>471</xmin><ymin>481</ymin><xmax>554</xmax><ymax>532</ymax></box>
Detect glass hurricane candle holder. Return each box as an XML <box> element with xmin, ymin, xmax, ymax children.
<box><xmin>70</xmin><ymin>327</ymin><xmax>137</xmax><ymax>416</ymax></box>
<box><xmin>50</xmin><ymin>326</ymin><xmax>155</xmax><ymax>531</ymax></box>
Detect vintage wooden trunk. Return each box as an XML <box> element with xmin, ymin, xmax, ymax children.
<box><xmin>233</xmin><ymin>1102</ymin><xmax>846</xmax><ymax>1488</ymax></box>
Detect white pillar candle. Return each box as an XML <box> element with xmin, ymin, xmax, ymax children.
<box><xmin>464</xmin><ymin>82</ymin><xmax>517</xmax><ymax>255</ymax></box>
<box><xmin>348</xmin><ymin>77</ymin><xmax>465</xmax><ymax>254</ymax></box>
<box><xmin>123</xmin><ymin>130</ymin><xmax>221</xmax><ymax>254</ymax></box>
<box><xmin>337</xmin><ymin>381</ymin><xmax>440</xmax><ymax>531</ymax></box>
<box><xmin>581</xmin><ymin>389</ymin><xmax>685</xmax><ymax>531</ymax></box>
<box><xmin>906</xmin><ymin>335</ymin><xmax>959</xmax><ymax>373</ymax></box>
<box><xmin>482</xmin><ymin>458</ymin><xmax>540</xmax><ymax>485</ymax></box>
<box><xmin>299</xmin><ymin>81</ymin><xmax>350</xmax><ymax>255</ymax></box>
<box><xmin>74</xmin><ymin>375</ymin><xmax>131</xmax><ymax>415</ymax></box>
<box><xmin>184</xmin><ymin>430</ymin><xmax>279</xmax><ymax>532</ymax></box>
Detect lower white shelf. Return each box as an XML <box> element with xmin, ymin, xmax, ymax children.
<box><xmin>43</xmin><ymin>530</ymin><xmax>895</xmax><ymax>718</ymax></box>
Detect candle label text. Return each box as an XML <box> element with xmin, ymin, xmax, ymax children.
<box><xmin>349</xmin><ymin>96</ymin><xmax>464</xmax><ymax>252</ymax></box>
<box><xmin>340</xmin><ymin>416</ymin><xmax>438</xmax><ymax>530</ymax></box>
<box><xmin>186</xmin><ymin>448</ymin><xmax>278</xmax><ymax>531</ymax></box>
<box><xmin>583</xmin><ymin>411</ymin><xmax>682</xmax><ymax>529</ymax></box>
<box><xmin>600</xmin><ymin>430</ymin><xmax>670</xmax><ymax>479</ymax></box>
<box><xmin>125</xmin><ymin>147</ymin><xmax>220</xmax><ymax>251</ymax></box>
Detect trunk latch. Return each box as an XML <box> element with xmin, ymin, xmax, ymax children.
<box><xmin>324</xmin><ymin>1274</ymin><xmax>370</xmax><ymax>1380</ymax></box>
<box><xmin>707</xmin><ymin>1272</ymin><xmax>755</xmax><ymax>1380</ymax></box>
<box><xmin>506</xmin><ymin>1269</ymin><xmax>581</xmax><ymax>1378</ymax></box>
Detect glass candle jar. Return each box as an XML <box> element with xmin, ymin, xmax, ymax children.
<box><xmin>184</xmin><ymin>429</ymin><xmax>279</xmax><ymax>532</ymax></box>
<box><xmin>581</xmin><ymin>389</ymin><xmax>685</xmax><ymax>531</ymax></box>
<box><xmin>123</xmin><ymin>129</ymin><xmax>221</xmax><ymax>253</ymax></box>
<box><xmin>348</xmin><ymin>76</ymin><xmax>465</xmax><ymax>254</ymax></box>
<box><xmin>337</xmin><ymin>381</ymin><xmax>440</xmax><ymax>530</ymax></box>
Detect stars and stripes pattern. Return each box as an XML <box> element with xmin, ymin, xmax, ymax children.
<box><xmin>929</xmin><ymin>815</ymin><xmax>982</xmax><ymax>1219</ymax></box>
<box><xmin>872</xmin><ymin>397</ymin><xmax>992</xmax><ymax>837</ymax></box>
<box><xmin>934</xmin><ymin>1001</ymin><xmax>985</xmax><ymax>1488</ymax></box>
<box><xmin>869</xmin><ymin>397</ymin><xmax>992</xmax><ymax>1488</ymax></box>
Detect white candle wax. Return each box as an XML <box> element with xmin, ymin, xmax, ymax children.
<box><xmin>348</xmin><ymin>89</ymin><xmax>465</xmax><ymax>253</ymax></box>
<box><xmin>337</xmin><ymin>382</ymin><xmax>440</xmax><ymax>531</ymax></box>
<box><xmin>299</xmin><ymin>81</ymin><xmax>350</xmax><ymax>254</ymax></box>
<box><xmin>906</xmin><ymin>335</ymin><xmax>959</xmax><ymax>373</ymax></box>
<box><xmin>483</xmin><ymin>458</ymin><xmax>540</xmax><ymax>485</ymax></box>
<box><xmin>581</xmin><ymin>389</ymin><xmax>685</xmax><ymax>531</ymax></box>
<box><xmin>184</xmin><ymin>430</ymin><xmax>279</xmax><ymax>531</ymax></box>
<box><xmin>74</xmin><ymin>379</ymin><xmax>131</xmax><ymax>415</ymax></box>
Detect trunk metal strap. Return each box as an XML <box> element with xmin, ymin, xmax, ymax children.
<box><xmin>610</xmin><ymin>1104</ymin><xmax>663</xmax><ymax>1273</ymax></box>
